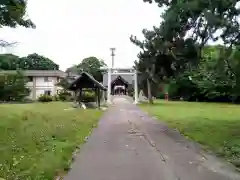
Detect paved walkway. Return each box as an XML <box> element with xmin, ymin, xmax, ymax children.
<box><xmin>64</xmin><ymin>96</ymin><xmax>239</xmax><ymax>180</ymax></box>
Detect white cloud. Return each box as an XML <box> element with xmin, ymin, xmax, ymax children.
<box><xmin>0</xmin><ymin>0</ymin><xmax>162</xmax><ymax>70</ymax></box>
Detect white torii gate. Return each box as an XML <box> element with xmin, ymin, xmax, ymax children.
<box><xmin>106</xmin><ymin>68</ymin><xmax>139</xmax><ymax>104</ymax></box>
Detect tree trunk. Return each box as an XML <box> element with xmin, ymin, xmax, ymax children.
<box><xmin>147</xmin><ymin>78</ymin><xmax>153</xmax><ymax>104</ymax></box>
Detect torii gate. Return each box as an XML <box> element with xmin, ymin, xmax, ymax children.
<box><xmin>105</xmin><ymin>67</ymin><xmax>139</xmax><ymax>104</ymax></box>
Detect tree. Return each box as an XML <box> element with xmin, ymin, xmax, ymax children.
<box><xmin>130</xmin><ymin>28</ymin><xmax>198</xmax><ymax>103</ymax></box>
<box><xmin>165</xmin><ymin>45</ymin><xmax>240</xmax><ymax>103</ymax></box>
<box><xmin>0</xmin><ymin>53</ymin><xmax>59</xmax><ymax>70</ymax></box>
<box><xmin>0</xmin><ymin>54</ymin><xmax>19</xmax><ymax>70</ymax></box>
<box><xmin>66</xmin><ymin>65</ymin><xmax>79</xmax><ymax>74</ymax></box>
<box><xmin>191</xmin><ymin>46</ymin><xmax>240</xmax><ymax>102</ymax></box>
<box><xmin>78</xmin><ymin>57</ymin><xmax>106</xmax><ymax>81</ymax></box>
<box><xmin>144</xmin><ymin>0</ymin><xmax>240</xmax><ymax>63</ymax></box>
<box><xmin>131</xmin><ymin>29</ymin><xmax>163</xmax><ymax>103</ymax></box>
<box><xmin>0</xmin><ymin>71</ymin><xmax>30</xmax><ymax>101</ymax></box>
<box><xmin>0</xmin><ymin>0</ymin><xmax>35</xmax><ymax>47</ymax></box>
<box><xmin>71</xmin><ymin>57</ymin><xmax>106</xmax><ymax>82</ymax></box>
<box><xmin>0</xmin><ymin>0</ymin><xmax>35</xmax><ymax>28</ymax></box>
<box><xmin>57</xmin><ymin>57</ymin><xmax>106</xmax><ymax>90</ymax></box>
<box><xmin>131</xmin><ymin>0</ymin><xmax>240</xmax><ymax>103</ymax></box>
<box><xmin>19</xmin><ymin>53</ymin><xmax>59</xmax><ymax>70</ymax></box>
<box><xmin>56</xmin><ymin>78</ymin><xmax>71</xmax><ymax>90</ymax></box>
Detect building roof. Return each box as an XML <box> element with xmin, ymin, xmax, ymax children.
<box><xmin>103</xmin><ymin>73</ymin><xmax>134</xmax><ymax>86</ymax></box>
<box><xmin>111</xmin><ymin>75</ymin><xmax>129</xmax><ymax>86</ymax></box>
<box><xmin>68</xmin><ymin>72</ymin><xmax>107</xmax><ymax>91</ymax></box>
<box><xmin>0</xmin><ymin>70</ymin><xmax>67</xmax><ymax>78</ymax></box>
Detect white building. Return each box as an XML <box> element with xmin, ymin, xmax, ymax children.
<box><xmin>24</xmin><ymin>70</ymin><xmax>67</xmax><ymax>100</ymax></box>
<box><xmin>0</xmin><ymin>70</ymin><xmax>75</xmax><ymax>100</ymax></box>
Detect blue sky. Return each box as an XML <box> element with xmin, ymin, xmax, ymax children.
<box><xmin>0</xmin><ymin>0</ymin><xmax>162</xmax><ymax>70</ymax></box>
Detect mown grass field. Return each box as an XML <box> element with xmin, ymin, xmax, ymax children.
<box><xmin>140</xmin><ymin>100</ymin><xmax>240</xmax><ymax>168</ymax></box>
<box><xmin>0</xmin><ymin>102</ymin><xmax>103</xmax><ymax>180</ymax></box>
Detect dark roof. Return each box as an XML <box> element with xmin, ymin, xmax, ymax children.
<box><xmin>111</xmin><ymin>75</ymin><xmax>129</xmax><ymax>85</ymax></box>
<box><xmin>103</xmin><ymin>73</ymin><xmax>134</xmax><ymax>86</ymax></box>
<box><xmin>68</xmin><ymin>72</ymin><xmax>107</xmax><ymax>91</ymax></box>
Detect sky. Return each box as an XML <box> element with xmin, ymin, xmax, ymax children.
<box><xmin>0</xmin><ymin>0</ymin><xmax>162</xmax><ymax>71</ymax></box>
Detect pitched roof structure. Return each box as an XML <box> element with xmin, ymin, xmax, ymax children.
<box><xmin>103</xmin><ymin>73</ymin><xmax>133</xmax><ymax>86</ymax></box>
<box><xmin>68</xmin><ymin>72</ymin><xmax>106</xmax><ymax>91</ymax></box>
<box><xmin>111</xmin><ymin>75</ymin><xmax>129</xmax><ymax>86</ymax></box>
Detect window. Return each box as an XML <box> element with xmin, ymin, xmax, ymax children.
<box><xmin>44</xmin><ymin>77</ymin><xmax>50</xmax><ymax>82</ymax></box>
<box><xmin>28</xmin><ymin>76</ymin><xmax>33</xmax><ymax>82</ymax></box>
<box><xmin>44</xmin><ymin>90</ymin><xmax>51</xmax><ymax>96</ymax></box>
<box><xmin>57</xmin><ymin>77</ymin><xmax>61</xmax><ymax>82</ymax></box>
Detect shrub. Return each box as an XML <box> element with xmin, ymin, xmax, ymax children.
<box><xmin>58</xmin><ymin>90</ymin><xmax>72</xmax><ymax>101</ymax></box>
<box><xmin>157</xmin><ymin>92</ymin><xmax>165</xmax><ymax>99</ymax></box>
<box><xmin>82</xmin><ymin>91</ymin><xmax>95</xmax><ymax>102</ymax></box>
<box><xmin>0</xmin><ymin>71</ymin><xmax>30</xmax><ymax>101</ymax></box>
<box><xmin>38</xmin><ymin>94</ymin><xmax>53</xmax><ymax>102</ymax></box>
<box><xmin>53</xmin><ymin>95</ymin><xmax>60</xmax><ymax>101</ymax></box>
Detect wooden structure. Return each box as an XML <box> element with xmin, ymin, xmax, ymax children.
<box><xmin>111</xmin><ymin>75</ymin><xmax>129</xmax><ymax>95</ymax></box>
<box><xmin>68</xmin><ymin>72</ymin><xmax>107</xmax><ymax>108</ymax></box>
<box><xmin>105</xmin><ymin>68</ymin><xmax>138</xmax><ymax>104</ymax></box>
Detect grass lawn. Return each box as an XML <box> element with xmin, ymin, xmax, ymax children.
<box><xmin>140</xmin><ymin>100</ymin><xmax>240</xmax><ymax>167</ymax></box>
<box><xmin>0</xmin><ymin>102</ymin><xmax>103</xmax><ymax>180</ymax></box>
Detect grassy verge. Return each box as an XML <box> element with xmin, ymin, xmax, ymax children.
<box><xmin>0</xmin><ymin>102</ymin><xmax>103</xmax><ymax>179</ymax></box>
<box><xmin>140</xmin><ymin>100</ymin><xmax>240</xmax><ymax>167</ymax></box>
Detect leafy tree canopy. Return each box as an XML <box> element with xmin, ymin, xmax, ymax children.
<box><xmin>66</xmin><ymin>65</ymin><xmax>79</xmax><ymax>74</ymax></box>
<box><xmin>131</xmin><ymin>0</ymin><xmax>240</xmax><ymax>103</ymax></box>
<box><xmin>19</xmin><ymin>53</ymin><xmax>59</xmax><ymax>70</ymax></box>
<box><xmin>0</xmin><ymin>0</ymin><xmax>35</xmax><ymax>28</ymax></box>
<box><xmin>66</xmin><ymin>57</ymin><xmax>106</xmax><ymax>82</ymax></box>
<box><xmin>0</xmin><ymin>53</ymin><xmax>59</xmax><ymax>70</ymax></box>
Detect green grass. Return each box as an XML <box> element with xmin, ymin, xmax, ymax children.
<box><xmin>140</xmin><ymin>100</ymin><xmax>240</xmax><ymax>167</ymax></box>
<box><xmin>0</xmin><ymin>102</ymin><xmax>103</xmax><ymax>180</ymax></box>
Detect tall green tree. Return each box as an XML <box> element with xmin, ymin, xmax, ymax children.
<box><xmin>130</xmin><ymin>28</ymin><xmax>198</xmax><ymax>103</ymax></box>
<box><xmin>144</xmin><ymin>0</ymin><xmax>240</xmax><ymax>62</ymax></box>
<box><xmin>67</xmin><ymin>57</ymin><xmax>106</xmax><ymax>82</ymax></box>
<box><xmin>0</xmin><ymin>0</ymin><xmax>35</xmax><ymax>46</ymax></box>
<box><xmin>0</xmin><ymin>0</ymin><xmax>35</xmax><ymax>28</ymax></box>
<box><xmin>77</xmin><ymin>57</ymin><xmax>106</xmax><ymax>81</ymax></box>
<box><xmin>132</xmin><ymin>0</ymin><xmax>240</xmax><ymax>103</ymax></box>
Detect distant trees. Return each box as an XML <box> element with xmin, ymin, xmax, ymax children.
<box><xmin>0</xmin><ymin>53</ymin><xmax>107</xmax><ymax>101</ymax></box>
<box><xmin>0</xmin><ymin>53</ymin><xmax>59</xmax><ymax>70</ymax></box>
<box><xmin>19</xmin><ymin>53</ymin><xmax>59</xmax><ymax>70</ymax></box>
<box><xmin>0</xmin><ymin>53</ymin><xmax>59</xmax><ymax>102</ymax></box>
<box><xmin>57</xmin><ymin>57</ymin><xmax>106</xmax><ymax>92</ymax></box>
<box><xmin>66</xmin><ymin>56</ymin><xmax>106</xmax><ymax>82</ymax></box>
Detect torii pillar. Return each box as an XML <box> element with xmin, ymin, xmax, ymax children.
<box><xmin>107</xmin><ymin>68</ymin><xmax>112</xmax><ymax>104</ymax></box>
<box><xmin>133</xmin><ymin>69</ymin><xmax>139</xmax><ymax>104</ymax></box>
